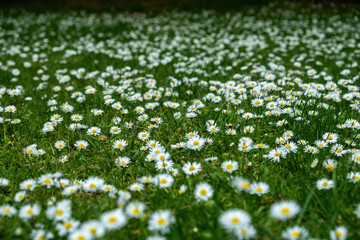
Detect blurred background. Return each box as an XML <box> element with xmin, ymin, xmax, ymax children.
<box><xmin>1</xmin><ymin>0</ymin><xmax>359</xmax><ymax>12</ymax></box>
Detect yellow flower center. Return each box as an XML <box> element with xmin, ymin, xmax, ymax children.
<box><xmin>226</xmin><ymin>164</ymin><xmax>233</xmax><ymax>170</ymax></box>
<box><xmin>64</xmin><ymin>222</ymin><xmax>72</xmax><ymax>229</ymax></box>
<box><xmin>160</xmin><ymin>179</ymin><xmax>167</xmax><ymax>184</ymax></box>
<box><xmin>193</xmin><ymin>141</ymin><xmax>199</xmax><ymax>146</ymax></box>
<box><xmin>56</xmin><ymin>209</ymin><xmax>63</xmax><ymax>215</ymax></box>
<box><xmin>44</xmin><ymin>179</ymin><xmax>51</xmax><ymax>184</ymax></box>
<box><xmin>291</xmin><ymin>231</ymin><xmax>301</xmax><ymax>237</ymax></box>
<box><xmin>158</xmin><ymin>218</ymin><xmax>166</xmax><ymax>225</ymax></box>
<box><xmin>281</xmin><ymin>208</ymin><xmax>289</xmax><ymax>215</ymax></box>
<box><xmin>232</xmin><ymin>217</ymin><xmax>240</xmax><ymax>224</ymax></box>
<box><xmin>200</xmin><ymin>189</ymin><xmax>207</xmax><ymax>196</ymax></box>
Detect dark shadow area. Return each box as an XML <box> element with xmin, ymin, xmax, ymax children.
<box><xmin>1</xmin><ymin>0</ymin><xmax>360</xmax><ymax>12</ymax></box>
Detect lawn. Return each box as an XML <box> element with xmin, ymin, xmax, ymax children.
<box><xmin>0</xmin><ymin>2</ymin><xmax>360</xmax><ymax>239</ymax></box>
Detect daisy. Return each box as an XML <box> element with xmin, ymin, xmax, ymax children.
<box><xmin>314</xmin><ymin>140</ymin><xmax>328</xmax><ymax>148</ymax></box>
<box><xmin>30</xmin><ymin>229</ymin><xmax>54</xmax><ymax>240</ymax></box>
<box><xmin>87</xmin><ymin>127</ymin><xmax>101</xmax><ymax>136</ymax></box>
<box><xmin>250</xmin><ymin>182</ymin><xmax>269</xmax><ymax>196</ymax></box>
<box><xmin>56</xmin><ymin>219</ymin><xmax>80</xmax><ymax>236</ymax></box>
<box><xmin>310</xmin><ymin>159</ymin><xmax>318</xmax><ymax>168</ymax></box>
<box><xmin>155</xmin><ymin>160</ymin><xmax>174</xmax><ymax>171</ymax></box>
<box><xmin>38</xmin><ymin>175</ymin><xmax>54</xmax><ymax>188</ymax></box>
<box><xmin>0</xmin><ymin>178</ymin><xmax>9</xmax><ymax>187</ymax></box>
<box><xmin>83</xmin><ymin>177</ymin><xmax>105</xmax><ymax>192</ymax></box>
<box><xmin>178</xmin><ymin>185</ymin><xmax>188</xmax><ymax>195</ymax></box>
<box><xmin>316</xmin><ymin>178</ymin><xmax>334</xmax><ymax>190</ymax></box>
<box><xmin>347</xmin><ymin>172</ymin><xmax>360</xmax><ymax>183</ymax></box>
<box><xmin>54</xmin><ymin>141</ymin><xmax>66</xmax><ymax>151</ymax></box>
<box><xmin>219</xmin><ymin>209</ymin><xmax>251</xmax><ymax>232</ymax></box>
<box><xmin>154</xmin><ymin>174</ymin><xmax>174</xmax><ymax>188</ymax></box>
<box><xmin>221</xmin><ymin>160</ymin><xmax>239</xmax><ymax>173</ymax></box>
<box><xmin>330</xmin><ymin>226</ymin><xmax>347</xmax><ymax>240</ymax></box>
<box><xmin>255</xmin><ymin>143</ymin><xmax>269</xmax><ymax>149</ymax></box>
<box><xmin>59</xmin><ymin>155</ymin><xmax>69</xmax><ymax>163</ymax></box>
<box><xmin>186</xmin><ymin>136</ymin><xmax>206</xmax><ymax>151</ymax></box>
<box><xmin>231</xmin><ymin>177</ymin><xmax>251</xmax><ymax>193</ymax></box>
<box><xmin>5</xmin><ymin>105</ymin><xmax>17</xmax><ymax>113</ymax></box>
<box><xmin>81</xmin><ymin>220</ymin><xmax>106</xmax><ymax>238</ymax></box>
<box><xmin>282</xmin><ymin>225</ymin><xmax>309</xmax><ymax>240</ymax></box>
<box><xmin>304</xmin><ymin>145</ymin><xmax>319</xmax><ymax>154</ymax></box>
<box><xmin>331</xmin><ymin>144</ymin><xmax>346</xmax><ymax>156</ymax></box>
<box><xmin>125</xmin><ymin>201</ymin><xmax>146</xmax><ymax>218</ymax></box>
<box><xmin>226</xmin><ymin>129</ymin><xmax>237</xmax><ymax>135</ymax></box>
<box><xmin>100</xmin><ymin>209</ymin><xmax>127</xmax><ymax>230</ymax></box>
<box><xmin>115</xmin><ymin>157</ymin><xmax>131</xmax><ymax>167</ymax></box>
<box><xmin>281</xmin><ymin>142</ymin><xmax>298</xmax><ymax>153</ymax></box>
<box><xmin>270</xmin><ymin>201</ymin><xmax>301</xmax><ymax>221</ymax></box>
<box><xmin>74</xmin><ymin>140</ymin><xmax>89</xmax><ymax>149</ymax></box>
<box><xmin>19</xmin><ymin>204</ymin><xmax>41</xmax><ymax>219</ymax></box>
<box><xmin>110</xmin><ymin>126</ymin><xmax>121</xmax><ymax>134</ymax></box>
<box><xmin>24</xmin><ymin>144</ymin><xmax>37</xmax><ymax>155</ymax></box>
<box><xmin>113</xmin><ymin>139</ymin><xmax>128</xmax><ymax>150</ymax></box>
<box><xmin>148</xmin><ymin>210</ymin><xmax>175</xmax><ymax>234</ymax></box>
<box><xmin>68</xmin><ymin>230</ymin><xmax>93</xmax><ymax>240</ymax></box>
<box><xmin>244</xmin><ymin>126</ymin><xmax>254</xmax><ymax>134</ymax></box>
<box><xmin>182</xmin><ymin>162</ymin><xmax>202</xmax><ymax>175</ymax></box>
<box><xmin>138</xmin><ymin>131</ymin><xmax>150</xmax><ymax>140</ymax></box>
<box><xmin>20</xmin><ymin>179</ymin><xmax>37</xmax><ymax>191</ymax></box>
<box><xmin>282</xmin><ymin>131</ymin><xmax>294</xmax><ymax>140</ymax></box>
<box><xmin>51</xmin><ymin>114</ymin><xmax>63</xmax><ymax>123</ymax></box>
<box><xmin>71</xmin><ymin>114</ymin><xmax>83</xmax><ymax>122</ymax></box>
<box><xmin>129</xmin><ymin>183</ymin><xmax>144</xmax><ymax>192</ymax></box>
<box><xmin>266</xmin><ymin>148</ymin><xmax>286</xmax><ymax>162</ymax></box>
<box><xmin>62</xmin><ymin>185</ymin><xmax>79</xmax><ymax>196</ymax></box>
<box><xmin>46</xmin><ymin>199</ymin><xmax>72</xmax><ymax>221</ymax></box>
<box><xmin>14</xmin><ymin>191</ymin><xmax>26</xmax><ymax>202</ymax></box>
<box><xmin>234</xmin><ymin>224</ymin><xmax>257</xmax><ymax>240</ymax></box>
<box><xmin>0</xmin><ymin>205</ymin><xmax>17</xmax><ymax>217</ymax></box>
<box><xmin>323</xmin><ymin>132</ymin><xmax>339</xmax><ymax>143</ymax></box>
<box><xmin>194</xmin><ymin>182</ymin><xmax>213</xmax><ymax>202</ymax></box>
<box><xmin>351</xmin><ymin>152</ymin><xmax>360</xmax><ymax>163</ymax></box>
<box><xmin>323</xmin><ymin>159</ymin><xmax>337</xmax><ymax>172</ymax></box>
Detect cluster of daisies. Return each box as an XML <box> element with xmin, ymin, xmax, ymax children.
<box><xmin>1</xmin><ymin>3</ymin><xmax>360</xmax><ymax>240</ymax></box>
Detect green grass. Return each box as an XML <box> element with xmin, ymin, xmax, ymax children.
<box><xmin>0</xmin><ymin>2</ymin><xmax>360</xmax><ymax>240</ymax></box>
